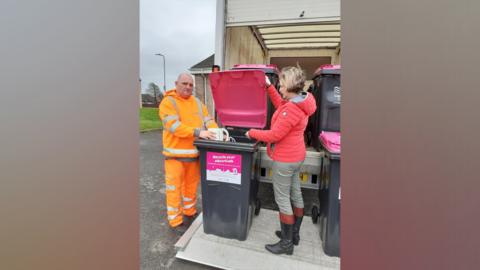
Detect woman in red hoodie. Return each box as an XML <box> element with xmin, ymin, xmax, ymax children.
<box><xmin>246</xmin><ymin>66</ymin><xmax>316</xmax><ymax>255</ymax></box>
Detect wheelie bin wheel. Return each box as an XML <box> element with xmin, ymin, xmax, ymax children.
<box><xmin>254</xmin><ymin>199</ymin><xmax>261</xmax><ymax>216</ymax></box>
<box><xmin>311</xmin><ymin>205</ymin><xmax>319</xmax><ymax>224</ymax></box>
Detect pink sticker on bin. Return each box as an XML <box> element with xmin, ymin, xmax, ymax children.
<box><xmin>206</xmin><ymin>152</ymin><xmax>242</xmax><ymax>185</ymax></box>
<box><xmin>320</xmin><ymin>131</ymin><xmax>341</xmax><ymax>153</ymax></box>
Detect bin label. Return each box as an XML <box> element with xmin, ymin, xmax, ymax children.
<box><xmin>333</xmin><ymin>86</ymin><xmax>341</xmax><ymax>104</ymax></box>
<box><xmin>206</xmin><ymin>152</ymin><xmax>242</xmax><ymax>185</ymax></box>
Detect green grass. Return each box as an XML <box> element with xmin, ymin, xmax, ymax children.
<box><xmin>140</xmin><ymin>107</ymin><xmax>163</xmax><ymax>132</ymax></box>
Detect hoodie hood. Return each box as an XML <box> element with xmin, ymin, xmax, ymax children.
<box><xmin>290</xmin><ymin>91</ymin><xmax>317</xmax><ymax>116</ymax></box>
<box><xmin>164</xmin><ymin>88</ymin><xmax>177</xmax><ymax>97</ymax></box>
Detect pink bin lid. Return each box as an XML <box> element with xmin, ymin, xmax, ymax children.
<box><xmin>321</xmin><ymin>64</ymin><xmax>341</xmax><ymax>70</ymax></box>
<box><xmin>320</xmin><ymin>131</ymin><xmax>341</xmax><ymax>153</ymax></box>
<box><xmin>313</xmin><ymin>64</ymin><xmax>341</xmax><ymax>77</ymax></box>
<box><xmin>233</xmin><ymin>64</ymin><xmax>279</xmax><ymax>73</ymax></box>
<box><xmin>209</xmin><ymin>70</ymin><xmax>267</xmax><ymax>128</ymax></box>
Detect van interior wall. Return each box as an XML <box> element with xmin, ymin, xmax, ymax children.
<box><xmin>269</xmin><ymin>48</ymin><xmax>340</xmax><ymax>88</ymax></box>
<box><xmin>224</xmin><ymin>26</ymin><xmax>266</xmax><ymax>69</ymax></box>
<box><xmin>335</xmin><ymin>48</ymin><xmax>341</xmax><ymax>64</ymax></box>
<box><xmin>269</xmin><ymin>48</ymin><xmax>341</xmax><ymax>66</ymax></box>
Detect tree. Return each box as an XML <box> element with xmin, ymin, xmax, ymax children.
<box><xmin>157</xmin><ymin>88</ymin><xmax>164</xmax><ymax>102</ymax></box>
<box><xmin>145</xmin><ymin>82</ymin><xmax>163</xmax><ymax>103</ymax></box>
<box><xmin>141</xmin><ymin>93</ymin><xmax>156</xmax><ymax>104</ymax></box>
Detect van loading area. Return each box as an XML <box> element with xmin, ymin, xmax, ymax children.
<box><xmin>175</xmin><ymin>209</ymin><xmax>340</xmax><ymax>270</ymax></box>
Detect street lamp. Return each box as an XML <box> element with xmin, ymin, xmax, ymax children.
<box><xmin>155</xmin><ymin>53</ymin><xmax>166</xmax><ymax>93</ymax></box>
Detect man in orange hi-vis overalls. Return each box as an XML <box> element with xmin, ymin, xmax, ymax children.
<box><xmin>159</xmin><ymin>72</ymin><xmax>218</xmax><ymax>231</ymax></box>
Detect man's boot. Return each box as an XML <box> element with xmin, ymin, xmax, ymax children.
<box><xmin>266</xmin><ymin>214</ymin><xmax>294</xmax><ymax>255</ymax></box>
<box><xmin>169</xmin><ymin>224</ymin><xmax>187</xmax><ymax>236</ymax></box>
<box><xmin>183</xmin><ymin>212</ymin><xmax>198</xmax><ymax>228</ymax></box>
<box><xmin>276</xmin><ymin>208</ymin><xmax>303</xmax><ymax>245</ymax></box>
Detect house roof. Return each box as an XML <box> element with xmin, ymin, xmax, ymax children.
<box><xmin>190</xmin><ymin>54</ymin><xmax>214</xmax><ymax>69</ymax></box>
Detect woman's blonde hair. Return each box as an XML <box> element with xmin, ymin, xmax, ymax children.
<box><xmin>279</xmin><ymin>66</ymin><xmax>306</xmax><ymax>93</ymax></box>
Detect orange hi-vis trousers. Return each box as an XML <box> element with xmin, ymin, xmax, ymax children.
<box><xmin>165</xmin><ymin>159</ymin><xmax>200</xmax><ymax>227</ymax></box>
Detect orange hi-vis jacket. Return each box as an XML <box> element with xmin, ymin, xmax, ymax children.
<box><xmin>159</xmin><ymin>89</ymin><xmax>218</xmax><ymax>158</ymax></box>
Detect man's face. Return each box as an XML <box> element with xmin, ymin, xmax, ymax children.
<box><xmin>175</xmin><ymin>75</ymin><xmax>194</xmax><ymax>98</ymax></box>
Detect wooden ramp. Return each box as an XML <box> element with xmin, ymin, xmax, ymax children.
<box><xmin>175</xmin><ymin>209</ymin><xmax>340</xmax><ymax>270</ymax></box>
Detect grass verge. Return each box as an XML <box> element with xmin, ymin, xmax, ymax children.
<box><xmin>140</xmin><ymin>107</ymin><xmax>162</xmax><ymax>132</ymax></box>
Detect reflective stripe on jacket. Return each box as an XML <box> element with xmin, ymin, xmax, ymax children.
<box><xmin>159</xmin><ymin>89</ymin><xmax>218</xmax><ymax>158</ymax></box>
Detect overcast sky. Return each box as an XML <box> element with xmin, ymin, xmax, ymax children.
<box><xmin>140</xmin><ymin>0</ymin><xmax>217</xmax><ymax>92</ymax></box>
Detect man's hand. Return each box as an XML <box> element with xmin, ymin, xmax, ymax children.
<box><xmin>199</xmin><ymin>130</ymin><xmax>217</xmax><ymax>140</ymax></box>
<box><xmin>265</xmin><ymin>76</ymin><xmax>271</xmax><ymax>87</ymax></box>
<box><xmin>245</xmin><ymin>131</ymin><xmax>251</xmax><ymax>139</ymax></box>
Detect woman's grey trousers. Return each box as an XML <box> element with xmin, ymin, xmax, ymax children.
<box><xmin>271</xmin><ymin>160</ymin><xmax>304</xmax><ymax>215</ymax></box>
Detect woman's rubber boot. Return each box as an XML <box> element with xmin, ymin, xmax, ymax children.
<box><xmin>276</xmin><ymin>208</ymin><xmax>303</xmax><ymax>245</ymax></box>
<box><xmin>275</xmin><ymin>216</ymin><xmax>303</xmax><ymax>245</ymax></box>
<box><xmin>265</xmin><ymin>222</ymin><xmax>294</xmax><ymax>255</ymax></box>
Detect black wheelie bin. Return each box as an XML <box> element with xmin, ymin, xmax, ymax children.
<box><xmin>194</xmin><ymin>69</ymin><xmax>267</xmax><ymax>241</ymax></box>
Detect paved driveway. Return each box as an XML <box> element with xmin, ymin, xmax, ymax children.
<box><xmin>140</xmin><ymin>130</ymin><xmax>319</xmax><ymax>269</ymax></box>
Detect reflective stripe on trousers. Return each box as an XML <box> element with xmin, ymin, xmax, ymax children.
<box><xmin>164</xmin><ymin>159</ymin><xmax>200</xmax><ymax>227</ymax></box>
<box><xmin>183</xmin><ymin>196</ymin><xmax>196</xmax><ymax>209</ymax></box>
